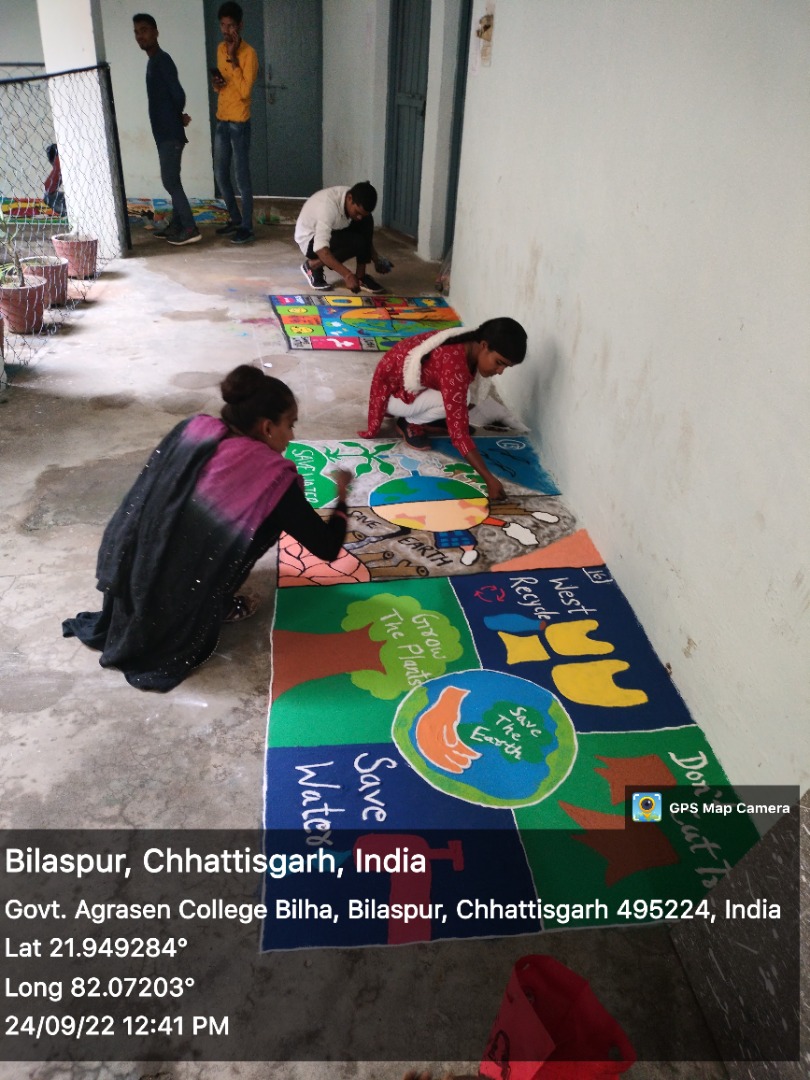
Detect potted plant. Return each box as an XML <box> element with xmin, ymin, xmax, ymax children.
<box><xmin>51</xmin><ymin>232</ymin><xmax>98</xmax><ymax>279</ymax></box>
<box><xmin>20</xmin><ymin>254</ymin><xmax>69</xmax><ymax>306</ymax></box>
<box><xmin>0</xmin><ymin>259</ymin><xmax>46</xmax><ymax>335</ymax></box>
<box><xmin>0</xmin><ymin>206</ymin><xmax>46</xmax><ymax>334</ymax></box>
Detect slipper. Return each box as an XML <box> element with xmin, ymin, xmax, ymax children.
<box><xmin>395</xmin><ymin>417</ymin><xmax>430</xmax><ymax>450</ymax></box>
<box><xmin>224</xmin><ymin>592</ymin><xmax>259</xmax><ymax>623</ymax></box>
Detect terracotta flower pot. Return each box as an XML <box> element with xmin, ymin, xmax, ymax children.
<box><xmin>51</xmin><ymin>234</ymin><xmax>98</xmax><ymax>279</ymax></box>
<box><xmin>21</xmin><ymin>255</ymin><xmax>69</xmax><ymax>306</ymax></box>
<box><xmin>0</xmin><ymin>275</ymin><xmax>46</xmax><ymax>334</ymax></box>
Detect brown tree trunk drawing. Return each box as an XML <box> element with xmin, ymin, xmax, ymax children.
<box><xmin>271</xmin><ymin>627</ymin><xmax>386</xmax><ymax>700</ymax></box>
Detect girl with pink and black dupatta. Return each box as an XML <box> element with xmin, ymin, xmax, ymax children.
<box><xmin>63</xmin><ymin>365</ymin><xmax>351</xmax><ymax>692</ymax></box>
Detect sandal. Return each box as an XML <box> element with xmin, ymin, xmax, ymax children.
<box><xmin>224</xmin><ymin>592</ymin><xmax>259</xmax><ymax>623</ymax></box>
<box><xmin>395</xmin><ymin>417</ymin><xmax>430</xmax><ymax>450</ymax></box>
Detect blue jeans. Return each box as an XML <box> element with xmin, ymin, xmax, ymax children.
<box><xmin>156</xmin><ymin>139</ymin><xmax>194</xmax><ymax>231</ymax></box>
<box><xmin>214</xmin><ymin>119</ymin><xmax>253</xmax><ymax>231</ymax></box>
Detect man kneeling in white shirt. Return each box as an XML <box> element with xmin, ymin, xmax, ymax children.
<box><xmin>295</xmin><ymin>181</ymin><xmax>393</xmax><ymax>294</ymax></box>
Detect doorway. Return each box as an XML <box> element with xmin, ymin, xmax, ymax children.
<box><xmin>384</xmin><ymin>0</ymin><xmax>431</xmax><ymax>238</ymax></box>
<box><xmin>204</xmin><ymin>0</ymin><xmax>323</xmax><ymax>198</ymax></box>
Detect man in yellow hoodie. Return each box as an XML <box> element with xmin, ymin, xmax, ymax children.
<box><xmin>211</xmin><ymin>1</ymin><xmax>258</xmax><ymax>244</ymax></box>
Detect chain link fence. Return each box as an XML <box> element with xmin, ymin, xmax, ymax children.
<box><xmin>0</xmin><ymin>63</ymin><xmax>128</xmax><ymax>381</ymax></box>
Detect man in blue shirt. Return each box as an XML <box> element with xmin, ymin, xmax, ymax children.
<box><xmin>133</xmin><ymin>14</ymin><xmax>200</xmax><ymax>246</ymax></box>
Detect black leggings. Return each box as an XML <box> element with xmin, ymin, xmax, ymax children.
<box><xmin>307</xmin><ymin>214</ymin><xmax>374</xmax><ymax>264</ymax></box>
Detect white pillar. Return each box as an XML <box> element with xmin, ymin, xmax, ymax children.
<box><xmin>36</xmin><ymin>0</ymin><xmax>125</xmax><ymax>259</ymax></box>
<box><xmin>417</xmin><ymin>0</ymin><xmax>464</xmax><ymax>262</ymax></box>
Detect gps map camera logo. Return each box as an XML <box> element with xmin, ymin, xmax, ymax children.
<box><xmin>632</xmin><ymin>791</ymin><xmax>662</xmax><ymax>822</ymax></box>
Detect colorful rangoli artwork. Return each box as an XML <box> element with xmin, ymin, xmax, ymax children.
<box><xmin>269</xmin><ymin>293</ymin><xmax>462</xmax><ymax>351</ymax></box>
<box><xmin>3</xmin><ymin>196</ymin><xmax>230</xmax><ymax>228</ymax></box>
<box><xmin>280</xmin><ymin>437</ymin><xmax>568</xmax><ymax>585</ymax></box>
<box><xmin>0</xmin><ymin>197</ymin><xmax>67</xmax><ymax>223</ymax></box>
<box><xmin>262</xmin><ymin>439</ymin><xmax>759</xmax><ymax>951</ymax></box>
<box><xmin>127</xmin><ymin>197</ymin><xmax>229</xmax><ymax>225</ymax></box>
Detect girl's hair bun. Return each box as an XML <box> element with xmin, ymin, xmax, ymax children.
<box><xmin>220</xmin><ymin>364</ymin><xmax>264</xmax><ymax>405</ymax></box>
<box><xmin>219</xmin><ymin>365</ymin><xmax>296</xmax><ymax>432</ymax></box>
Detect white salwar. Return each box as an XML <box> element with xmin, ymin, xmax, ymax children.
<box><xmin>387</xmin><ymin>326</ymin><xmax>529</xmax><ymax>432</ymax></box>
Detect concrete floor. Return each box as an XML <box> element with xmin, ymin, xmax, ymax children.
<box><xmin>0</xmin><ymin>219</ymin><xmax>730</xmax><ymax>1079</ymax></box>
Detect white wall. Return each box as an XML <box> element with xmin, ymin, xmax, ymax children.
<box><xmin>0</xmin><ymin>1</ymin><xmax>49</xmax><ymax>197</ymax></box>
<box><xmin>417</xmin><ymin>0</ymin><xmax>462</xmax><ymax>261</ymax></box>
<box><xmin>322</xmin><ymin>0</ymin><xmax>460</xmax><ymax>254</ymax></box>
<box><xmin>37</xmin><ymin>0</ymin><xmax>105</xmax><ymax>68</ymax></box>
<box><xmin>1</xmin><ymin>0</ymin><xmax>212</xmax><ymax>216</ymax></box>
<box><xmin>322</xmin><ymin>0</ymin><xmax>389</xmax><ymax>212</ymax></box>
<box><xmin>451</xmin><ymin>1</ymin><xmax>810</xmax><ymax>791</ymax></box>
<box><xmin>0</xmin><ymin>0</ymin><xmax>44</xmax><ymax>64</ymax></box>
<box><xmin>37</xmin><ymin>0</ymin><xmax>124</xmax><ymax>256</ymax></box>
<box><xmin>100</xmin><ymin>0</ymin><xmax>213</xmax><ymax>199</ymax></box>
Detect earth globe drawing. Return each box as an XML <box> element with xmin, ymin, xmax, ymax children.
<box><xmin>392</xmin><ymin>669</ymin><xmax>577</xmax><ymax>807</ymax></box>
<box><xmin>369</xmin><ymin>473</ymin><xmax>489</xmax><ymax>536</ymax></box>
<box><xmin>339</xmin><ymin>304</ymin><xmax>460</xmax><ymax>340</ymax></box>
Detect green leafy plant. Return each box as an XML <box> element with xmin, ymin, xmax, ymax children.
<box><xmin>0</xmin><ymin>204</ymin><xmax>25</xmax><ymax>286</ymax></box>
<box><xmin>0</xmin><ymin>260</ymin><xmax>26</xmax><ymax>288</ymax></box>
<box><xmin>0</xmin><ymin>201</ymin><xmax>13</xmax><ymax>258</ymax></box>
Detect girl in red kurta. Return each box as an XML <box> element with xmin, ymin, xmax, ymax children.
<box><xmin>359</xmin><ymin>317</ymin><xmax>527</xmax><ymax>500</ymax></box>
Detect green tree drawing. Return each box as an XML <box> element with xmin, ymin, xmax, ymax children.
<box><xmin>342</xmin><ymin>593</ymin><xmax>464</xmax><ymax>699</ymax></box>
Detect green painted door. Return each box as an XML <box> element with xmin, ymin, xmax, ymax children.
<box><xmin>384</xmin><ymin>0</ymin><xmax>431</xmax><ymax>237</ymax></box>
<box><xmin>262</xmin><ymin>0</ymin><xmax>322</xmax><ymax>196</ymax></box>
